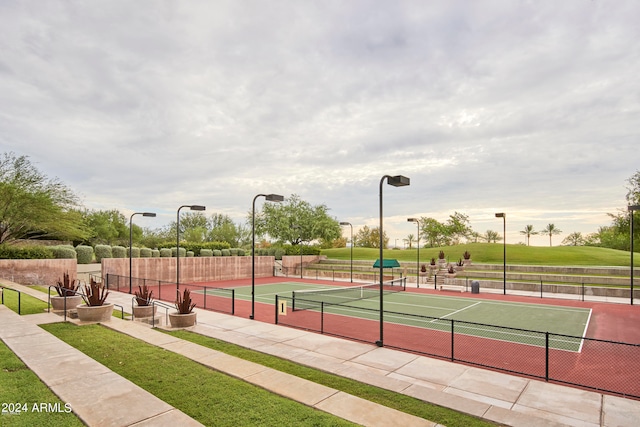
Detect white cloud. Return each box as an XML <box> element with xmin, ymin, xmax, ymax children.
<box><xmin>1</xmin><ymin>0</ymin><xmax>639</xmax><ymax>245</ymax></box>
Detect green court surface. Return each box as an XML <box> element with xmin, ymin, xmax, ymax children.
<box><xmin>197</xmin><ymin>281</ymin><xmax>592</xmax><ymax>352</ymax></box>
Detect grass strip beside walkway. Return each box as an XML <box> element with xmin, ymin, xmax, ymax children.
<box><xmin>41</xmin><ymin>322</ymin><xmax>357</xmax><ymax>427</ymax></box>
<box><xmin>0</xmin><ymin>340</ymin><xmax>84</xmax><ymax>427</ymax></box>
<box><xmin>164</xmin><ymin>330</ymin><xmax>495</xmax><ymax>427</ymax></box>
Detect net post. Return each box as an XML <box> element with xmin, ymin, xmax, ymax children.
<box><xmin>275</xmin><ymin>294</ymin><xmax>279</xmax><ymax>324</ymax></box>
<box><xmin>450</xmin><ymin>319</ymin><xmax>455</xmax><ymax>361</ymax></box>
<box><xmin>231</xmin><ymin>289</ymin><xmax>235</xmax><ymax>314</ymax></box>
<box><xmin>321</xmin><ymin>301</ymin><xmax>324</xmax><ymax>334</ymax></box>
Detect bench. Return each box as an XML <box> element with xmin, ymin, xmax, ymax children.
<box><xmin>439</xmin><ymin>284</ymin><xmax>465</xmax><ymax>292</ymax></box>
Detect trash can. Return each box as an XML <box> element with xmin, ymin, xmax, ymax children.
<box><xmin>471</xmin><ymin>280</ymin><xmax>480</xmax><ymax>294</ymax></box>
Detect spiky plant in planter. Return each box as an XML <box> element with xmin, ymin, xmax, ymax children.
<box><xmin>175</xmin><ymin>288</ymin><xmax>196</xmax><ymax>314</ymax></box>
<box><xmin>55</xmin><ymin>272</ymin><xmax>79</xmax><ymax>297</ymax></box>
<box><xmin>82</xmin><ymin>278</ymin><xmax>110</xmax><ymax>306</ymax></box>
<box><xmin>134</xmin><ymin>284</ymin><xmax>154</xmax><ymax>306</ymax></box>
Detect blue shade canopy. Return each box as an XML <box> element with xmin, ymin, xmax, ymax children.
<box><xmin>373</xmin><ymin>259</ymin><xmax>400</xmax><ymax>268</ymax></box>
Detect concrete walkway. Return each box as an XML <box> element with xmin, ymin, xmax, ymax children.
<box><xmin>3</xmin><ymin>281</ymin><xmax>640</xmax><ymax>426</ymax></box>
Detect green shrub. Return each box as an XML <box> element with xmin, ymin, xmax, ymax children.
<box><xmin>229</xmin><ymin>248</ymin><xmax>238</xmax><ymax>256</ymax></box>
<box><xmin>237</xmin><ymin>248</ymin><xmax>246</xmax><ymax>256</ymax></box>
<box><xmin>0</xmin><ymin>244</ymin><xmax>54</xmax><ymax>259</ymax></box>
<box><xmin>159</xmin><ymin>248</ymin><xmax>172</xmax><ymax>257</ymax></box>
<box><xmin>186</xmin><ymin>251</ymin><xmax>194</xmax><ymax>257</ymax></box>
<box><xmin>112</xmin><ymin>245</ymin><xmax>126</xmax><ymax>258</ymax></box>
<box><xmin>52</xmin><ymin>245</ymin><xmax>77</xmax><ymax>259</ymax></box>
<box><xmin>274</xmin><ymin>248</ymin><xmax>284</xmax><ymax>260</ymax></box>
<box><xmin>221</xmin><ymin>249</ymin><xmax>231</xmax><ymax>256</ymax></box>
<box><xmin>200</xmin><ymin>249</ymin><xmax>213</xmax><ymax>257</ymax></box>
<box><xmin>140</xmin><ymin>248</ymin><xmax>152</xmax><ymax>258</ymax></box>
<box><xmin>75</xmin><ymin>245</ymin><xmax>94</xmax><ymax>264</ymax></box>
<box><xmin>127</xmin><ymin>247</ymin><xmax>140</xmax><ymax>258</ymax></box>
<box><xmin>94</xmin><ymin>245</ymin><xmax>112</xmax><ymax>262</ymax></box>
<box><xmin>212</xmin><ymin>249</ymin><xmax>222</xmax><ymax>256</ymax></box>
<box><xmin>151</xmin><ymin>249</ymin><xmax>160</xmax><ymax>257</ymax></box>
<box><xmin>171</xmin><ymin>247</ymin><xmax>186</xmax><ymax>257</ymax></box>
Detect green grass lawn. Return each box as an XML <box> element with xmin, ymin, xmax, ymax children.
<box><xmin>0</xmin><ymin>289</ymin><xmax>48</xmax><ymax>315</ymax></box>
<box><xmin>0</xmin><ymin>340</ymin><xmax>84</xmax><ymax>427</ymax></box>
<box><xmin>41</xmin><ymin>323</ymin><xmax>358</xmax><ymax>426</ymax></box>
<box><xmin>162</xmin><ymin>329</ymin><xmax>495</xmax><ymax>427</ymax></box>
<box><xmin>322</xmin><ymin>242</ymin><xmax>638</xmax><ymax>266</ymax></box>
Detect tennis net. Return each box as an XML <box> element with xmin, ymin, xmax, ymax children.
<box><xmin>292</xmin><ymin>277</ymin><xmax>406</xmax><ymax>311</ymax></box>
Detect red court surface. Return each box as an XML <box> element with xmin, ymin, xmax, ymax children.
<box><xmin>162</xmin><ymin>277</ymin><xmax>640</xmax><ymax>398</ymax></box>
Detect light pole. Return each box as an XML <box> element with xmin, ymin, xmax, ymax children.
<box><xmin>378</xmin><ymin>174</ymin><xmax>410</xmax><ymax>347</ymax></box>
<box><xmin>251</xmin><ymin>193</ymin><xmax>284</xmax><ymax>319</ymax></box>
<box><xmin>339</xmin><ymin>222</ymin><xmax>353</xmax><ymax>282</ymax></box>
<box><xmin>407</xmin><ymin>218</ymin><xmax>420</xmax><ymax>288</ymax></box>
<box><xmin>176</xmin><ymin>205</ymin><xmax>206</xmax><ymax>294</ymax></box>
<box><xmin>129</xmin><ymin>212</ymin><xmax>156</xmax><ymax>294</ymax></box>
<box><xmin>495</xmin><ymin>212</ymin><xmax>506</xmax><ymax>295</ymax></box>
<box><xmin>630</xmin><ymin>205</ymin><xmax>640</xmax><ymax>305</ymax></box>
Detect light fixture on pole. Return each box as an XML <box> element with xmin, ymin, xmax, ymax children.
<box><xmin>495</xmin><ymin>212</ymin><xmax>506</xmax><ymax>295</ymax></box>
<box><xmin>378</xmin><ymin>174</ymin><xmax>410</xmax><ymax>347</ymax></box>
<box><xmin>251</xmin><ymin>193</ymin><xmax>284</xmax><ymax>319</ymax></box>
<box><xmin>176</xmin><ymin>205</ymin><xmax>206</xmax><ymax>294</ymax></box>
<box><xmin>629</xmin><ymin>205</ymin><xmax>640</xmax><ymax>305</ymax></box>
<box><xmin>339</xmin><ymin>222</ymin><xmax>353</xmax><ymax>282</ymax></box>
<box><xmin>407</xmin><ymin>218</ymin><xmax>420</xmax><ymax>288</ymax></box>
<box><xmin>129</xmin><ymin>212</ymin><xmax>156</xmax><ymax>294</ymax></box>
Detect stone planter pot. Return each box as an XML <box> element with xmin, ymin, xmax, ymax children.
<box><xmin>169</xmin><ymin>312</ymin><xmax>196</xmax><ymax>328</ymax></box>
<box><xmin>76</xmin><ymin>303</ymin><xmax>114</xmax><ymax>322</ymax></box>
<box><xmin>133</xmin><ymin>305</ymin><xmax>157</xmax><ymax>319</ymax></box>
<box><xmin>51</xmin><ymin>295</ymin><xmax>83</xmax><ymax>311</ymax></box>
<box><xmin>463</xmin><ymin>259</ymin><xmax>471</xmax><ymax>266</ymax></box>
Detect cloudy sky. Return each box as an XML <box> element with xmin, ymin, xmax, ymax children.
<box><xmin>2</xmin><ymin>1</ymin><xmax>639</xmax><ymax>246</ymax></box>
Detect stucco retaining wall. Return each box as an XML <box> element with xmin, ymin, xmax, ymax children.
<box><xmin>101</xmin><ymin>256</ymin><xmax>275</xmax><ymax>283</ymax></box>
<box><xmin>0</xmin><ymin>259</ymin><xmax>77</xmax><ymax>286</ymax></box>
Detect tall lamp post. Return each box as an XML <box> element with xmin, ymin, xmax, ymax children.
<box><xmin>339</xmin><ymin>222</ymin><xmax>353</xmax><ymax>282</ymax></box>
<box><xmin>407</xmin><ymin>218</ymin><xmax>420</xmax><ymax>288</ymax></box>
<box><xmin>378</xmin><ymin>174</ymin><xmax>410</xmax><ymax>347</ymax></box>
<box><xmin>129</xmin><ymin>212</ymin><xmax>156</xmax><ymax>294</ymax></box>
<box><xmin>495</xmin><ymin>212</ymin><xmax>506</xmax><ymax>295</ymax></box>
<box><xmin>630</xmin><ymin>205</ymin><xmax>640</xmax><ymax>305</ymax></box>
<box><xmin>176</xmin><ymin>205</ymin><xmax>206</xmax><ymax>294</ymax></box>
<box><xmin>251</xmin><ymin>193</ymin><xmax>284</xmax><ymax>319</ymax></box>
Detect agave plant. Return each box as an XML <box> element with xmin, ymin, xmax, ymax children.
<box><xmin>82</xmin><ymin>278</ymin><xmax>109</xmax><ymax>306</ymax></box>
<box><xmin>55</xmin><ymin>272</ymin><xmax>79</xmax><ymax>297</ymax></box>
<box><xmin>175</xmin><ymin>288</ymin><xmax>196</xmax><ymax>314</ymax></box>
<box><xmin>463</xmin><ymin>250</ymin><xmax>471</xmax><ymax>260</ymax></box>
<box><xmin>438</xmin><ymin>250</ymin><xmax>445</xmax><ymax>260</ymax></box>
<box><xmin>134</xmin><ymin>284</ymin><xmax>154</xmax><ymax>306</ymax></box>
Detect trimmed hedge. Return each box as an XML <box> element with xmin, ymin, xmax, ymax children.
<box><xmin>151</xmin><ymin>249</ymin><xmax>160</xmax><ymax>257</ymax></box>
<box><xmin>212</xmin><ymin>250</ymin><xmax>222</xmax><ymax>256</ymax></box>
<box><xmin>0</xmin><ymin>245</ymin><xmax>53</xmax><ymax>259</ymax></box>
<box><xmin>112</xmin><ymin>245</ymin><xmax>126</xmax><ymax>258</ymax></box>
<box><xmin>95</xmin><ymin>244</ymin><xmax>112</xmax><ymax>262</ymax></box>
<box><xmin>221</xmin><ymin>249</ymin><xmax>231</xmax><ymax>256</ymax></box>
<box><xmin>159</xmin><ymin>248</ymin><xmax>172</xmax><ymax>257</ymax></box>
<box><xmin>200</xmin><ymin>249</ymin><xmax>213</xmax><ymax>257</ymax></box>
<box><xmin>52</xmin><ymin>245</ymin><xmax>76</xmax><ymax>259</ymax></box>
<box><xmin>127</xmin><ymin>247</ymin><xmax>141</xmax><ymax>258</ymax></box>
<box><xmin>140</xmin><ymin>248</ymin><xmax>152</xmax><ymax>258</ymax></box>
<box><xmin>186</xmin><ymin>251</ymin><xmax>194</xmax><ymax>257</ymax></box>
<box><xmin>75</xmin><ymin>245</ymin><xmax>94</xmax><ymax>264</ymax></box>
<box><xmin>171</xmin><ymin>247</ymin><xmax>186</xmax><ymax>257</ymax></box>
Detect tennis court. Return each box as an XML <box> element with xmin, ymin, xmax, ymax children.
<box><xmin>194</xmin><ymin>280</ymin><xmax>591</xmax><ymax>352</ymax></box>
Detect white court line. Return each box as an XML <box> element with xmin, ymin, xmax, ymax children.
<box><xmin>430</xmin><ymin>301</ymin><xmax>482</xmax><ymax>322</ymax></box>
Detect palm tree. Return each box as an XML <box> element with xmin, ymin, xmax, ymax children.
<box><xmin>519</xmin><ymin>225</ymin><xmax>538</xmax><ymax>246</ymax></box>
<box><xmin>404</xmin><ymin>234</ymin><xmax>415</xmax><ymax>249</ymax></box>
<box><xmin>541</xmin><ymin>223</ymin><xmax>562</xmax><ymax>246</ymax></box>
<box><xmin>484</xmin><ymin>230</ymin><xmax>502</xmax><ymax>243</ymax></box>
